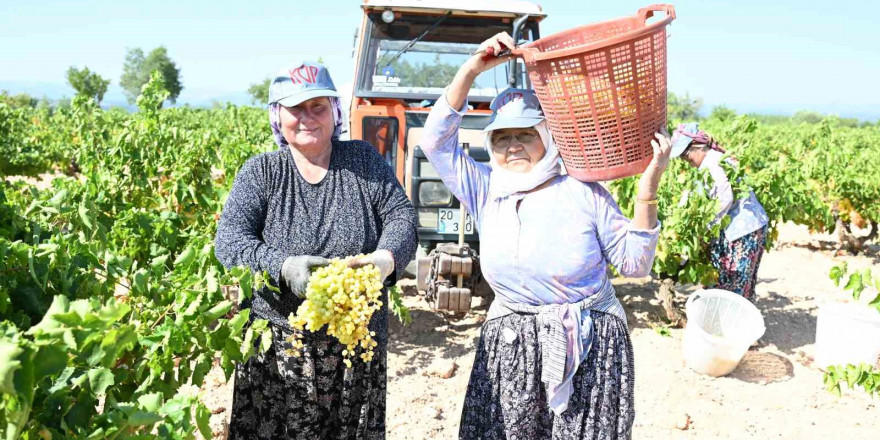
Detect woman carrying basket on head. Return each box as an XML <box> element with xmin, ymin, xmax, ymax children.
<box><xmin>421</xmin><ymin>32</ymin><xmax>673</xmax><ymax>439</ymax></box>
<box><xmin>670</xmin><ymin>122</ymin><xmax>769</xmax><ymax>302</ymax></box>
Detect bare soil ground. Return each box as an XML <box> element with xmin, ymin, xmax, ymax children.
<box><xmin>193</xmin><ymin>223</ymin><xmax>879</xmax><ymax>439</ymax></box>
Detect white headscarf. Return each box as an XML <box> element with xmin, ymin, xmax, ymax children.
<box><xmin>486</xmin><ymin>120</ymin><xmax>561</xmax><ymax>199</ymax></box>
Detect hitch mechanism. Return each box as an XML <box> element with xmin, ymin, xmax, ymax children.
<box><xmin>417</xmin><ymin>243</ymin><xmax>479</xmax><ymax>312</ymax></box>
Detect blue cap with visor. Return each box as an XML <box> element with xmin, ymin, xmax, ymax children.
<box><xmin>483</xmin><ymin>88</ymin><xmax>545</xmax><ymax>132</ymax></box>
<box><xmin>268</xmin><ymin>61</ymin><xmax>340</xmax><ymax>107</ymax></box>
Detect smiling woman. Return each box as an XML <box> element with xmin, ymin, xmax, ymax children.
<box><xmin>214</xmin><ymin>61</ymin><xmax>418</xmax><ymax>439</ymax></box>
<box><xmin>279</xmin><ymin>98</ymin><xmax>333</xmax><ymax>144</ymax></box>
<box><xmin>277</xmin><ymin>97</ymin><xmax>336</xmax><ymax>183</ymax></box>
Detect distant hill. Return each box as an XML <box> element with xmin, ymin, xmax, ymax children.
<box><xmin>0</xmin><ymin>80</ymin><xmax>254</xmax><ymax>111</ymax></box>
<box><xmin>701</xmin><ymin>101</ymin><xmax>879</xmax><ymax>123</ymax></box>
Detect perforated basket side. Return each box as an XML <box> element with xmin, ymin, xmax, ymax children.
<box><xmin>514</xmin><ymin>5</ymin><xmax>675</xmax><ymax>182</ymax></box>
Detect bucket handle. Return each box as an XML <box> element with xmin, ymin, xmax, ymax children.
<box><xmin>687</xmin><ymin>292</ymin><xmax>703</xmax><ymax>305</ymax></box>
<box><xmin>637</xmin><ymin>4</ymin><xmax>676</xmax><ymax>22</ymax></box>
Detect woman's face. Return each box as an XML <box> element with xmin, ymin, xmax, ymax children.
<box><xmin>682</xmin><ymin>143</ymin><xmax>707</xmax><ymax>168</ymax></box>
<box><xmin>490</xmin><ymin>127</ymin><xmax>546</xmax><ymax>173</ymax></box>
<box><xmin>279</xmin><ymin>97</ymin><xmax>334</xmax><ymax>150</ymax></box>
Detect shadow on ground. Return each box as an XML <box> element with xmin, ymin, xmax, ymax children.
<box><xmin>387</xmin><ymin>282</ymin><xmax>487</xmax><ymax>372</ymax></box>
<box><xmin>730</xmin><ymin>351</ymin><xmax>795</xmax><ymax>384</ymax></box>
<box><xmin>758</xmin><ymin>290</ymin><xmax>817</xmax><ymax>354</ymax></box>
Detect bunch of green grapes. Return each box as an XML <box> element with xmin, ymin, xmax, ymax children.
<box><xmin>288</xmin><ymin>256</ymin><xmax>383</xmax><ymax>368</ymax></box>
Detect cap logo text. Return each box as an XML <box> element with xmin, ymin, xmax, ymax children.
<box><xmin>288</xmin><ymin>65</ymin><xmax>319</xmax><ymax>85</ymax></box>
<box><xmin>497</xmin><ymin>91</ymin><xmax>524</xmax><ymax>108</ymax></box>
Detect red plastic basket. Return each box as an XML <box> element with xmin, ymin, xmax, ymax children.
<box><xmin>513</xmin><ymin>4</ymin><xmax>676</xmax><ymax>182</ymax></box>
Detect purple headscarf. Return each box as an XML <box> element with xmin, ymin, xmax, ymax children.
<box><xmin>268</xmin><ymin>97</ymin><xmax>345</xmax><ymax>149</ymax></box>
<box><xmin>672</xmin><ymin>122</ymin><xmax>726</xmax><ymax>154</ymax></box>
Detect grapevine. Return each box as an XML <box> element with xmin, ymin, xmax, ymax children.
<box><xmin>824</xmin><ymin>264</ymin><xmax>880</xmax><ymax>397</ymax></box>
<box><xmin>0</xmin><ymin>73</ymin><xmax>275</xmax><ymax>439</ymax></box>
<box><xmin>2</xmin><ymin>67</ymin><xmax>878</xmax><ymax>436</ymax></box>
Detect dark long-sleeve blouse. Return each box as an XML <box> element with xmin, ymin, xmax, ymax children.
<box><xmin>215</xmin><ymin>140</ymin><xmax>418</xmax><ymax>343</ymax></box>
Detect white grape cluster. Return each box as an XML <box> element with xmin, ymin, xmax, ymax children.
<box><xmin>288</xmin><ymin>256</ymin><xmax>383</xmax><ymax>368</ymax></box>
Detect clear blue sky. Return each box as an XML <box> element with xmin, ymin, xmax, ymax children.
<box><xmin>1</xmin><ymin>0</ymin><xmax>877</xmax><ymax>118</ymax></box>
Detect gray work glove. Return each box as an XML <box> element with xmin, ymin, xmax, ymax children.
<box><xmin>347</xmin><ymin>250</ymin><xmax>395</xmax><ymax>281</ymax></box>
<box><xmin>281</xmin><ymin>255</ymin><xmax>330</xmax><ymax>298</ymax></box>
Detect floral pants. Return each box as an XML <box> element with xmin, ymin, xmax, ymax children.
<box><xmin>709</xmin><ymin>225</ymin><xmax>768</xmax><ymax>302</ymax></box>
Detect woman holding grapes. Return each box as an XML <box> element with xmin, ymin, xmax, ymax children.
<box><xmin>214</xmin><ymin>61</ymin><xmax>417</xmax><ymax>439</ymax></box>
<box><xmin>420</xmin><ymin>33</ymin><xmax>673</xmax><ymax>439</ymax></box>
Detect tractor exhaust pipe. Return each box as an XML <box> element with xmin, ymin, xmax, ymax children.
<box><xmin>509</xmin><ymin>14</ymin><xmax>530</xmax><ymax>88</ymax></box>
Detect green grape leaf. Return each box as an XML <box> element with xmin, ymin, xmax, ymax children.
<box><xmin>191</xmin><ymin>354</ymin><xmax>212</xmax><ymax>387</ymax></box>
<box><xmin>138</xmin><ymin>392</ymin><xmax>163</xmax><ymax>412</ymax></box>
<box><xmin>33</xmin><ymin>344</ymin><xmax>67</xmax><ymax>380</ymax></box>
<box><xmin>196</xmin><ymin>403</ymin><xmax>212</xmax><ymax>440</ymax></box>
<box><xmin>829</xmin><ymin>265</ymin><xmax>845</xmax><ymax>285</ymax></box>
<box><xmin>259</xmin><ymin>326</ymin><xmax>273</xmax><ymax>354</ymax></box>
<box><xmin>88</xmin><ymin>367</ymin><xmax>114</xmax><ymax>395</ymax></box>
<box><xmin>173</xmin><ymin>246</ymin><xmax>196</xmax><ymax>267</ymax></box>
<box><xmin>844</xmin><ymin>273</ymin><xmax>864</xmax><ymax>300</ymax></box>
<box><xmin>79</xmin><ymin>200</ymin><xmax>94</xmax><ymax>231</ymax></box>
<box><xmin>204</xmin><ymin>300</ymin><xmax>233</xmax><ymax>321</ymax></box>
<box><xmin>0</xmin><ymin>339</ymin><xmax>25</xmax><ymax>394</ymax></box>
<box><xmin>128</xmin><ymin>410</ymin><xmax>162</xmax><ymax>427</ymax></box>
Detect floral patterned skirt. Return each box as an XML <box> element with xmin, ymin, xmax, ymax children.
<box><xmin>228</xmin><ymin>323</ymin><xmax>386</xmax><ymax>440</ymax></box>
<box><xmin>459</xmin><ymin>311</ymin><xmax>635</xmax><ymax>440</ymax></box>
<box><xmin>709</xmin><ymin>225</ymin><xmax>768</xmax><ymax>302</ymax></box>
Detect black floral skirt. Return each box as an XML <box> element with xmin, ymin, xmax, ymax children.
<box><xmin>228</xmin><ymin>323</ymin><xmax>386</xmax><ymax>440</ymax></box>
<box><xmin>459</xmin><ymin>311</ymin><xmax>635</xmax><ymax>440</ymax></box>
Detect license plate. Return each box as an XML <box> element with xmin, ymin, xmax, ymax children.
<box><xmin>437</xmin><ymin>209</ymin><xmax>475</xmax><ymax>235</ymax></box>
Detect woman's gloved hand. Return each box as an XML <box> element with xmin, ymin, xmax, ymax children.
<box><xmin>281</xmin><ymin>255</ymin><xmax>330</xmax><ymax>298</ymax></box>
<box><xmin>347</xmin><ymin>250</ymin><xmax>395</xmax><ymax>281</ymax></box>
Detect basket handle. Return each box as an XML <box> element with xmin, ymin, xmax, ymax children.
<box><xmin>510</xmin><ymin>46</ymin><xmax>540</xmax><ymax>64</ymax></box>
<box><xmin>637</xmin><ymin>4</ymin><xmax>676</xmax><ymax>22</ymax></box>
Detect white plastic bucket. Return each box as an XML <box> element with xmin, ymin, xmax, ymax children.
<box><xmin>814</xmin><ymin>301</ymin><xmax>880</xmax><ymax>369</ymax></box>
<box><xmin>683</xmin><ymin>289</ymin><xmax>766</xmax><ymax>377</ymax></box>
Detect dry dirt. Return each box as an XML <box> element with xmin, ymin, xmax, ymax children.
<box><xmin>194</xmin><ymin>223</ymin><xmax>880</xmax><ymax>439</ymax></box>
